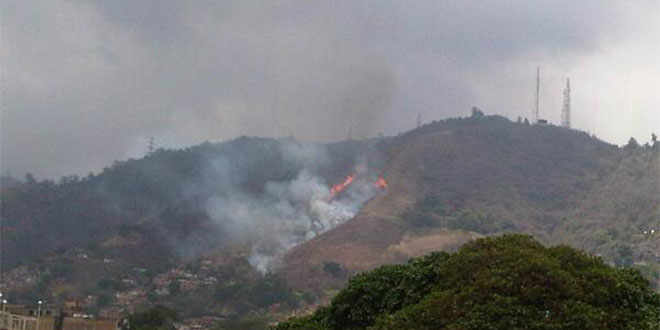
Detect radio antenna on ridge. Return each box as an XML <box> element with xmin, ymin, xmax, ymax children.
<box><xmin>561</xmin><ymin>78</ymin><xmax>571</xmax><ymax>128</ymax></box>
<box><xmin>534</xmin><ymin>67</ymin><xmax>540</xmax><ymax>123</ymax></box>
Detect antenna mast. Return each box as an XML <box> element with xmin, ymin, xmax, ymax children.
<box><xmin>561</xmin><ymin>78</ymin><xmax>571</xmax><ymax>128</ymax></box>
<box><xmin>534</xmin><ymin>67</ymin><xmax>540</xmax><ymax>123</ymax></box>
<box><xmin>147</xmin><ymin>137</ymin><xmax>156</xmax><ymax>155</ymax></box>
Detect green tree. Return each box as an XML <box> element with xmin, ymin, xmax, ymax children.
<box><xmin>323</xmin><ymin>262</ymin><xmax>344</xmax><ymax>278</ymax></box>
<box><xmin>274</xmin><ymin>235</ymin><xmax>660</xmax><ymax>330</ymax></box>
<box><xmin>625</xmin><ymin>137</ymin><xmax>640</xmax><ymax>151</ymax></box>
<box><xmin>471</xmin><ymin>107</ymin><xmax>484</xmax><ymax>118</ymax></box>
<box><xmin>125</xmin><ymin>306</ymin><xmax>178</xmax><ymax>330</ymax></box>
<box><xmin>97</xmin><ymin>294</ymin><xmax>112</xmax><ymax>307</ymax></box>
<box><xmin>168</xmin><ymin>281</ymin><xmax>181</xmax><ymax>295</ymax></box>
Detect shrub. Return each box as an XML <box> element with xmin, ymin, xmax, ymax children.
<box><xmin>323</xmin><ymin>262</ymin><xmax>344</xmax><ymax>278</ymax></box>
<box><xmin>125</xmin><ymin>306</ymin><xmax>178</xmax><ymax>330</ymax></box>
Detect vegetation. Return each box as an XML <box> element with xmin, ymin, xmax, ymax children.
<box><xmin>323</xmin><ymin>262</ymin><xmax>345</xmax><ymax>278</ymax></box>
<box><xmin>1</xmin><ymin>115</ymin><xmax>658</xmax><ymax>323</ymax></box>
<box><xmin>125</xmin><ymin>306</ymin><xmax>178</xmax><ymax>330</ymax></box>
<box><xmin>274</xmin><ymin>235</ymin><xmax>660</xmax><ymax>329</ymax></box>
<box><xmin>0</xmin><ymin>136</ymin><xmax>379</xmax><ymax>309</ymax></box>
<box><xmin>0</xmin><ymin>136</ymin><xmax>378</xmax><ymax>273</ymax></box>
<box><xmin>215</xmin><ymin>316</ymin><xmax>271</xmax><ymax>330</ymax></box>
<box><xmin>403</xmin><ymin>196</ymin><xmax>515</xmax><ymax>234</ymax></box>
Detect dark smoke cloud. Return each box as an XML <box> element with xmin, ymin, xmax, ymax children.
<box><xmin>1</xmin><ymin>0</ymin><xmax>658</xmax><ymax>178</ymax></box>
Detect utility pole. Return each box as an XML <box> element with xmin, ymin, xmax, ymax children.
<box><xmin>0</xmin><ymin>209</ymin><xmax>3</xmax><ymax>293</ymax></box>
<box><xmin>36</xmin><ymin>301</ymin><xmax>42</xmax><ymax>330</ymax></box>
<box><xmin>416</xmin><ymin>113</ymin><xmax>422</xmax><ymax>128</ymax></box>
<box><xmin>561</xmin><ymin>78</ymin><xmax>571</xmax><ymax>128</ymax></box>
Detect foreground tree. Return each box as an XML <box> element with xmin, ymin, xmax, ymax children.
<box><xmin>274</xmin><ymin>234</ymin><xmax>660</xmax><ymax>330</ymax></box>
<box><xmin>123</xmin><ymin>306</ymin><xmax>178</xmax><ymax>330</ymax></box>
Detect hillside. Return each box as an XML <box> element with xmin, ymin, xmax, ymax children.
<box><xmin>1</xmin><ymin>114</ymin><xmax>658</xmax><ymax>325</ymax></box>
<box><xmin>0</xmin><ymin>136</ymin><xmax>386</xmax><ymax>318</ymax></box>
<box><xmin>0</xmin><ymin>136</ymin><xmax>382</xmax><ymax>267</ymax></box>
<box><xmin>283</xmin><ymin>115</ymin><xmax>659</xmax><ymax>294</ymax></box>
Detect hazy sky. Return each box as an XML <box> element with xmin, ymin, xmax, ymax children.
<box><xmin>1</xmin><ymin>1</ymin><xmax>659</xmax><ymax>178</ymax></box>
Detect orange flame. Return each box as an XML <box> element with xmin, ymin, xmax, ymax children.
<box><xmin>329</xmin><ymin>174</ymin><xmax>355</xmax><ymax>199</ymax></box>
<box><xmin>374</xmin><ymin>176</ymin><xmax>388</xmax><ymax>189</ymax></box>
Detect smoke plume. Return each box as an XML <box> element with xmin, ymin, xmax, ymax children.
<box><xmin>201</xmin><ymin>140</ymin><xmax>380</xmax><ymax>273</ymax></box>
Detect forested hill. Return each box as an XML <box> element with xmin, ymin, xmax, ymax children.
<box><xmin>0</xmin><ymin>136</ymin><xmax>382</xmax><ymax>271</ymax></box>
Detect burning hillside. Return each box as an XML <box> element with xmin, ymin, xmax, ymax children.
<box><xmin>329</xmin><ymin>175</ymin><xmax>355</xmax><ymax>200</ymax></box>
<box><xmin>328</xmin><ymin>173</ymin><xmax>387</xmax><ymax>201</ymax></box>
<box><xmin>198</xmin><ymin>140</ymin><xmax>387</xmax><ymax>274</ymax></box>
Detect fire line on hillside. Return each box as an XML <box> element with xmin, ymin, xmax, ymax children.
<box><xmin>327</xmin><ymin>173</ymin><xmax>387</xmax><ymax>201</ymax></box>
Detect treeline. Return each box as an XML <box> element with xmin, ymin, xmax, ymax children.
<box><xmin>0</xmin><ymin>137</ymin><xmax>377</xmax><ymax>271</ymax></box>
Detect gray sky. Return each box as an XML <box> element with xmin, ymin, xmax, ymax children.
<box><xmin>1</xmin><ymin>1</ymin><xmax>659</xmax><ymax>178</ymax></box>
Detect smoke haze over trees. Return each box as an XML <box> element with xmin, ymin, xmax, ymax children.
<box><xmin>0</xmin><ymin>136</ymin><xmax>385</xmax><ymax>272</ymax></box>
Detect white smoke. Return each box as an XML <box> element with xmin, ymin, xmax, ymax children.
<box><xmin>206</xmin><ymin>168</ymin><xmax>379</xmax><ymax>274</ymax></box>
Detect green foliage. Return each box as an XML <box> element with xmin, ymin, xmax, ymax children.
<box><xmin>470</xmin><ymin>107</ymin><xmax>484</xmax><ymax>118</ymax></box>
<box><xmin>213</xmin><ymin>272</ymin><xmax>298</xmax><ymax>313</ymax></box>
<box><xmin>214</xmin><ymin>280</ymin><xmax>242</xmax><ymax>301</ymax></box>
<box><xmin>299</xmin><ymin>291</ymin><xmax>317</xmax><ymax>305</ymax></box>
<box><xmin>403</xmin><ymin>198</ymin><xmax>514</xmax><ymax>234</ymax></box>
<box><xmin>97</xmin><ymin>278</ymin><xmax>121</xmax><ymax>291</ymax></box>
<box><xmin>274</xmin><ymin>235</ymin><xmax>660</xmax><ymax>330</ymax></box>
<box><xmin>615</xmin><ymin>244</ymin><xmax>635</xmax><ymax>267</ymax></box>
<box><xmin>246</xmin><ymin>273</ymin><xmax>297</xmax><ymax>308</ymax></box>
<box><xmin>319</xmin><ymin>252</ymin><xmax>450</xmax><ymax>329</ymax></box>
<box><xmin>625</xmin><ymin>137</ymin><xmax>640</xmax><ymax>151</ymax></box>
<box><xmin>168</xmin><ymin>281</ymin><xmax>181</xmax><ymax>295</ymax></box>
<box><xmin>323</xmin><ymin>262</ymin><xmax>344</xmax><ymax>278</ymax></box>
<box><xmin>127</xmin><ymin>306</ymin><xmax>178</xmax><ymax>330</ymax></box>
<box><xmin>635</xmin><ymin>263</ymin><xmax>660</xmax><ymax>290</ymax></box>
<box><xmin>215</xmin><ymin>316</ymin><xmax>271</xmax><ymax>330</ymax></box>
<box><xmin>446</xmin><ymin>209</ymin><xmax>515</xmax><ymax>233</ymax></box>
<box><xmin>97</xmin><ymin>294</ymin><xmax>112</xmax><ymax>307</ymax></box>
<box><xmin>403</xmin><ymin>209</ymin><xmax>436</xmax><ymax>228</ymax></box>
<box><xmin>50</xmin><ymin>261</ymin><xmax>74</xmax><ymax>278</ymax></box>
<box><xmin>417</xmin><ymin>195</ymin><xmax>448</xmax><ymax>215</ymax></box>
<box><xmin>402</xmin><ymin>196</ymin><xmax>451</xmax><ymax>228</ymax></box>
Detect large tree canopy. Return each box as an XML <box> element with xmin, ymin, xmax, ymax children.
<box><xmin>275</xmin><ymin>234</ymin><xmax>660</xmax><ymax>330</ymax></box>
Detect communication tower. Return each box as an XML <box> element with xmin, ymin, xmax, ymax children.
<box><xmin>147</xmin><ymin>137</ymin><xmax>156</xmax><ymax>155</ymax></box>
<box><xmin>561</xmin><ymin>78</ymin><xmax>571</xmax><ymax>128</ymax></box>
<box><xmin>534</xmin><ymin>67</ymin><xmax>540</xmax><ymax>123</ymax></box>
